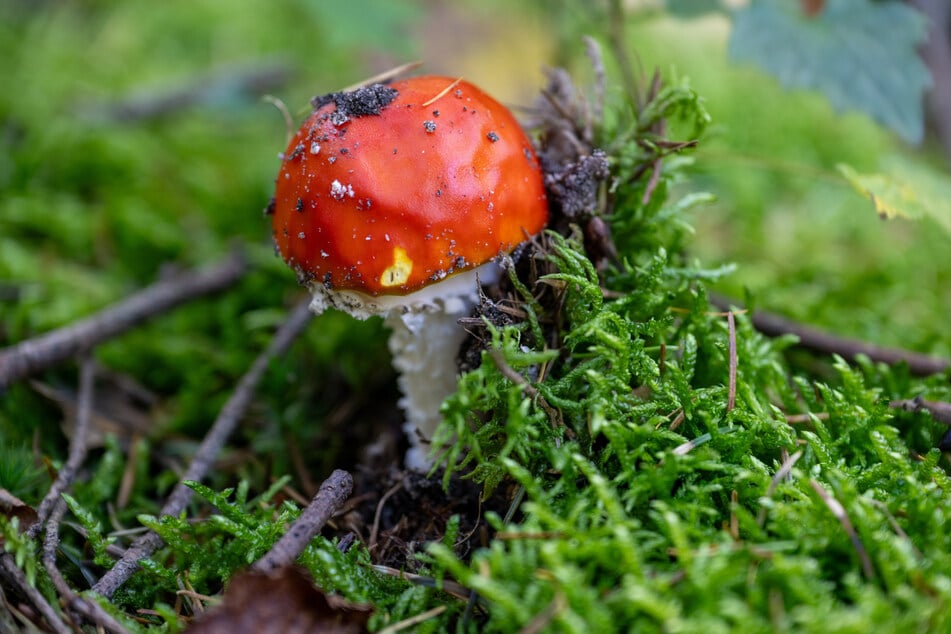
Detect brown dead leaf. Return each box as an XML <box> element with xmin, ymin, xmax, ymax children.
<box><xmin>0</xmin><ymin>489</ymin><xmax>38</xmax><ymax>536</ymax></box>
<box><xmin>185</xmin><ymin>566</ymin><xmax>372</xmax><ymax>634</ymax></box>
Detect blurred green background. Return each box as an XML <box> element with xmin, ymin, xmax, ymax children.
<box><xmin>1</xmin><ymin>0</ymin><xmax>948</xmax><ymax>468</ymax></box>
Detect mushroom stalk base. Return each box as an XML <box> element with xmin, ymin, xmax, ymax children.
<box><xmin>306</xmin><ymin>263</ymin><xmax>498</xmax><ymax>471</ymax></box>
<box><xmin>385</xmin><ymin>300</ymin><xmax>474</xmax><ymax>471</ymax></box>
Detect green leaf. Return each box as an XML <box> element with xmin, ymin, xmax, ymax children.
<box><xmin>837</xmin><ymin>159</ymin><xmax>951</xmax><ymax>236</ymax></box>
<box><xmin>665</xmin><ymin>0</ymin><xmax>726</xmax><ymax>17</ymax></box>
<box><xmin>729</xmin><ymin>0</ymin><xmax>931</xmax><ymax>143</ymax></box>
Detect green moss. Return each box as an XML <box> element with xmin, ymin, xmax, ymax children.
<box><xmin>2</xmin><ymin>2</ymin><xmax>950</xmax><ymax>632</ymax></box>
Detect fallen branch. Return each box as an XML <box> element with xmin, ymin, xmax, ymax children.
<box><xmin>28</xmin><ymin>354</ymin><xmax>95</xmax><ymax>540</ymax></box>
<box><xmin>252</xmin><ymin>469</ymin><xmax>353</xmax><ymax>574</ymax></box>
<box><xmin>0</xmin><ymin>250</ymin><xmax>248</xmax><ymax>389</ymax></box>
<box><xmin>890</xmin><ymin>396</ymin><xmax>951</xmax><ymax>426</ymax></box>
<box><xmin>42</xmin><ymin>499</ymin><xmax>131</xmax><ymax>634</ymax></box>
<box><xmin>710</xmin><ymin>295</ymin><xmax>951</xmax><ymax>377</ymax></box>
<box><xmin>0</xmin><ymin>553</ymin><xmax>71</xmax><ymax>634</ymax></box>
<box><xmin>92</xmin><ymin>297</ymin><xmax>313</xmax><ymax>598</ymax></box>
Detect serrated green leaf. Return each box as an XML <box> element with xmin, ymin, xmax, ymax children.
<box><xmin>729</xmin><ymin>0</ymin><xmax>931</xmax><ymax>143</ymax></box>
<box><xmin>837</xmin><ymin>159</ymin><xmax>951</xmax><ymax>236</ymax></box>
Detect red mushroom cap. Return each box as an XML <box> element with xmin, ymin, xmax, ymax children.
<box><xmin>270</xmin><ymin>76</ymin><xmax>548</xmax><ymax>301</ymax></box>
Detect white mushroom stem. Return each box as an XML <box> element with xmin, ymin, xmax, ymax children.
<box><xmin>305</xmin><ymin>262</ymin><xmax>499</xmax><ymax>471</ymax></box>
<box><xmin>385</xmin><ymin>298</ymin><xmax>474</xmax><ymax>471</ymax></box>
<box><xmin>385</xmin><ymin>263</ymin><xmax>499</xmax><ymax>471</ymax></box>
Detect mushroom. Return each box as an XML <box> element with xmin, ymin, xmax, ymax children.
<box><xmin>268</xmin><ymin>76</ymin><xmax>548</xmax><ymax>470</ymax></box>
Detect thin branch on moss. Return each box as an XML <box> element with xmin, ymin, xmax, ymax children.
<box><xmin>757</xmin><ymin>450</ymin><xmax>803</xmax><ymax>527</ymax></box>
<box><xmin>252</xmin><ymin>469</ymin><xmax>353</xmax><ymax>574</ymax></box>
<box><xmin>520</xmin><ymin>592</ymin><xmax>567</xmax><ymax>634</ymax></box>
<box><xmin>727</xmin><ymin>311</ymin><xmax>738</xmax><ymax>413</ymax></box>
<box><xmin>92</xmin><ymin>297</ymin><xmax>314</xmax><ymax>598</ymax></box>
<box><xmin>487</xmin><ymin>348</ymin><xmax>565</xmax><ymax>430</ymax></box>
<box><xmin>42</xmin><ymin>498</ymin><xmax>131</xmax><ymax>634</ymax></box>
<box><xmin>369</xmin><ymin>479</ymin><xmax>404</xmax><ymax>554</ymax></box>
<box><xmin>0</xmin><ymin>553</ymin><xmax>71</xmax><ymax>634</ymax></box>
<box><xmin>28</xmin><ymin>354</ymin><xmax>95</xmax><ymax>540</ymax></box>
<box><xmin>667</xmin><ymin>408</ymin><xmax>685</xmax><ymax>432</ymax></box>
<box><xmin>710</xmin><ymin>294</ymin><xmax>951</xmax><ymax>376</ymax></box>
<box><xmin>784</xmin><ymin>412</ymin><xmax>830</xmax><ymax>424</ymax></box>
<box><xmin>809</xmin><ymin>479</ymin><xmax>875</xmax><ymax>580</ymax></box>
<box><xmin>0</xmin><ymin>249</ymin><xmax>248</xmax><ymax>389</ymax></box>
<box><xmin>868</xmin><ymin>498</ymin><xmax>924</xmax><ymax>559</ymax></box>
<box><xmin>377</xmin><ymin>605</ymin><xmax>447</xmax><ymax>634</ymax></box>
<box><xmin>890</xmin><ymin>396</ymin><xmax>951</xmax><ymax>426</ymax></box>
<box><xmin>372</xmin><ymin>565</ymin><xmax>476</xmax><ymax>604</ymax></box>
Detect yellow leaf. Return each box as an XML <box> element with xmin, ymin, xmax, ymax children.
<box><xmin>837</xmin><ymin>159</ymin><xmax>951</xmax><ymax>235</ymax></box>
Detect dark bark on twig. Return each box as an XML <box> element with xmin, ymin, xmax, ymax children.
<box><xmin>890</xmin><ymin>396</ymin><xmax>951</xmax><ymax>426</ymax></box>
<box><xmin>0</xmin><ymin>553</ymin><xmax>71</xmax><ymax>634</ymax></box>
<box><xmin>92</xmin><ymin>297</ymin><xmax>314</xmax><ymax>598</ymax></box>
<box><xmin>252</xmin><ymin>469</ymin><xmax>353</xmax><ymax>574</ymax></box>
<box><xmin>710</xmin><ymin>294</ymin><xmax>951</xmax><ymax>376</ymax></box>
<box><xmin>28</xmin><ymin>355</ymin><xmax>95</xmax><ymax>540</ymax></box>
<box><xmin>0</xmin><ymin>250</ymin><xmax>248</xmax><ymax>390</ymax></box>
<box><xmin>42</xmin><ymin>499</ymin><xmax>131</xmax><ymax>634</ymax></box>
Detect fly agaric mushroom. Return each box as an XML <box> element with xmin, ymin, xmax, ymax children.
<box><xmin>269</xmin><ymin>76</ymin><xmax>548</xmax><ymax>470</ymax></box>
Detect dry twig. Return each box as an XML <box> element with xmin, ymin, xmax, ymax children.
<box><xmin>710</xmin><ymin>294</ymin><xmax>951</xmax><ymax>376</ymax></box>
<box><xmin>0</xmin><ymin>250</ymin><xmax>247</xmax><ymax>389</ymax></box>
<box><xmin>369</xmin><ymin>480</ymin><xmax>404</xmax><ymax>554</ymax></box>
<box><xmin>809</xmin><ymin>479</ymin><xmax>875</xmax><ymax>580</ymax></box>
<box><xmin>890</xmin><ymin>396</ymin><xmax>951</xmax><ymax>426</ymax></box>
<box><xmin>0</xmin><ymin>553</ymin><xmax>71</xmax><ymax>634</ymax></box>
<box><xmin>42</xmin><ymin>499</ymin><xmax>131</xmax><ymax>634</ymax></box>
<box><xmin>487</xmin><ymin>348</ymin><xmax>565</xmax><ymax>430</ymax></box>
<box><xmin>726</xmin><ymin>311</ymin><xmax>738</xmax><ymax>412</ymax></box>
<box><xmin>252</xmin><ymin>469</ymin><xmax>353</xmax><ymax>574</ymax></box>
<box><xmin>756</xmin><ymin>450</ymin><xmax>803</xmax><ymax>527</ymax></box>
<box><xmin>28</xmin><ymin>355</ymin><xmax>95</xmax><ymax>540</ymax></box>
<box><xmin>92</xmin><ymin>297</ymin><xmax>313</xmax><ymax>598</ymax></box>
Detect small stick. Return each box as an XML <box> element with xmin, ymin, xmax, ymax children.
<box><xmin>42</xmin><ymin>499</ymin><xmax>131</xmax><ymax>634</ymax></box>
<box><xmin>809</xmin><ymin>479</ymin><xmax>875</xmax><ymax>580</ymax></box>
<box><xmin>784</xmin><ymin>412</ymin><xmax>829</xmax><ymax>424</ymax></box>
<box><xmin>487</xmin><ymin>348</ymin><xmax>565</xmax><ymax>430</ymax></box>
<box><xmin>890</xmin><ymin>396</ymin><xmax>951</xmax><ymax>426</ymax></box>
<box><xmin>726</xmin><ymin>311</ymin><xmax>737</xmax><ymax>412</ymax></box>
<box><xmin>0</xmin><ymin>553</ymin><xmax>71</xmax><ymax>634</ymax></box>
<box><xmin>709</xmin><ymin>294</ymin><xmax>951</xmax><ymax>377</ymax></box>
<box><xmin>252</xmin><ymin>469</ymin><xmax>353</xmax><ymax>574</ymax></box>
<box><xmin>369</xmin><ymin>480</ymin><xmax>404</xmax><ymax>553</ymax></box>
<box><xmin>92</xmin><ymin>297</ymin><xmax>313</xmax><ymax>598</ymax></box>
<box><xmin>757</xmin><ymin>450</ymin><xmax>803</xmax><ymax>527</ymax></box>
<box><xmin>376</xmin><ymin>606</ymin><xmax>447</xmax><ymax>634</ymax></box>
<box><xmin>0</xmin><ymin>250</ymin><xmax>247</xmax><ymax>389</ymax></box>
<box><xmin>421</xmin><ymin>77</ymin><xmax>464</xmax><ymax>107</ymax></box>
<box><xmin>28</xmin><ymin>354</ymin><xmax>96</xmax><ymax>540</ymax></box>
<box><xmin>340</xmin><ymin>61</ymin><xmax>423</xmax><ymax>93</ymax></box>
